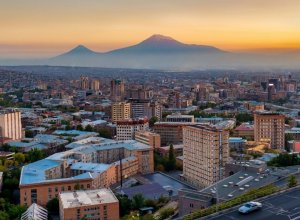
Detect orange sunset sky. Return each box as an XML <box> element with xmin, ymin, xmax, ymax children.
<box><xmin>1</xmin><ymin>0</ymin><xmax>300</xmax><ymax>58</ymax></box>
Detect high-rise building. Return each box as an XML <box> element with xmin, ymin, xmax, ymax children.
<box><xmin>80</xmin><ymin>76</ymin><xmax>89</xmax><ymax>90</ymax></box>
<box><xmin>0</xmin><ymin>109</ymin><xmax>22</xmax><ymax>140</ymax></box>
<box><xmin>59</xmin><ymin>188</ymin><xmax>120</xmax><ymax>220</ymax></box>
<box><xmin>183</xmin><ymin>124</ymin><xmax>229</xmax><ymax>188</ymax></box>
<box><xmin>111</xmin><ymin>102</ymin><xmax>131</xmax><ymax>122</ymax></box>
<box><xmin>90</xmin><ymin>79</ymin><xmax>100</xmax><ymax>92</ymax></box>
<box><xmin>110</xmin><ymin>79</ymin><xmax>125</xmax><ymax>101</ymax></box>
<box><xmin>116</xmin><ymin>118</ymin><xmax>149</xmax><ymax>140</ymax></box>
<box><xmin>254</xmin><ymin>111</ymin><xmax>285</xmax><ymax>150</ymax></box>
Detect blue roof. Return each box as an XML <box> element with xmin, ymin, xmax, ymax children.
<box><xmin>20</xmin><ymin>159</ymin><xmax>61</xmax><ymax>185</ymax></box>
<box><xmin>53</xmin><ymin>130</ymin><xmax>97</xmax><ymax>136</ymax></box>
<box><xmin>70</xmin><ymin>162</ymin><xmax>111</xmax><ymax>173</ymax></box>
<box><xmin>229</xmin><ymin>137</ymin><xmax>247</xmax><ymax>143</ymax></box>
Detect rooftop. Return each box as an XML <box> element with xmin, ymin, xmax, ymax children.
<box><xmin>59</xmin><ymin>189</ymin><xmax>118</xmax><ymax>209</ymax></box>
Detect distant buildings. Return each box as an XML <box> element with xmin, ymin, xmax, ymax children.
<box><xmin>90</xmin><ymin>79</ymin><xmax>100</xmax><ymax>92</ymax></box>
<box><xmin>59</xmin><ymin>189</ymin><xmax>119</xmax><ymax>220</ymax></box>
<box><xmin>254</xmin><ymin>111</ymin><xmax>285</xmax><ymax>150</ymax></box>
<box><xmin>233</xmin><ymin>123</ymin><xmax>254</xmax><ymax>140</ymax></box>
<box><xmin>110</xmin><ymin>79</ymin><xmax>125</xmax><ymax>101</ymax></box>
<box><xmin>111</xmin><ymin>102</ymin><xmax>131</xmax><ymax>122</ymax></box>
<box><xmin>129</xmin><ymin>99</ymin><xmax>162</xmax><ymax>120</ymax></box>
<box><xmin>0</xmin><ymin>109</ymin><xmax>22</xmax><ymax>141</ymax></box>
<box><xmin>80</xmin><ymin>76</ymin><xmax>89</xmax><ymax>90</ymax></box>
<box><xmin>116</xmin><ymin>118</ymin><xmax>149</xmax><ymax>140</ymax></box>
<box><xmin>183</xmin><ymin>124</ymin><xmax>229</xmax><ymax>188</ymax></box>
<box><xmin>166</xmin><ymin>113</ymin><xmax>195</xmax><ymax>123</ymax></box>
<box><xmin>153</xmin><ymin>122</ymin><xmax>188</xmax><ymax>146</ymax></box>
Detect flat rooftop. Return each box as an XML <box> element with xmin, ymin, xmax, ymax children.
<box><xmin>59</xmin><ymin>188</ymin><xmax>118</xmax><ymax>209</ymax></box>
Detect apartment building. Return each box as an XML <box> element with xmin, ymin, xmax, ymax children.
<box><xmin>0</xmin><ymin>109</ymin><xmax>22</xmax><ymax>140</ymax></box>
<box><xmin>19</xmin><ymin>139</ymin><xmax>154</xmax><ymax>206</ymax></box>
<box><xmin>183</xmin><ymin>124</ymin><xmax>229</xmax><ymax>188</ymax></box>
<box><xmin>254</xmin><ymin>111</ymin><xmax>285</xmax><ymax>150</ymax></box>
<box><xmin>116</xmin><ymin>118</ymin><xmax>149</xmax><ymax>140</ymax></box>
<box><xmin>59</xmin><ymin>189</ymin><xmax>119</xmax><ymax>220</ymax></box>
<box><xmin>111</xmin><ymin>102</ymin><xmax>131</xmax><ymax>122</ymax></box>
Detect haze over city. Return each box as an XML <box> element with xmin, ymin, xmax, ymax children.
<box><xmin>2</xmin><ymin>1</ymin><xmax>300</xmax><ymax>220</ymax></box>
<box><xmin>1</xmin><ymin>0</ymin><xmax>300</xmax><ymax>58</ymax></box>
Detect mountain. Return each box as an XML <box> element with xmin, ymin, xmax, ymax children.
<box><xmin>47</xmin><ymin>34</ymin><xmax>227</xmax><ymax>69</ymax></box>
<box><xmin>108</xmin><ymin>34</ymin><xmax>224</xmax><ymax>54</ymax></box>
<box><xmin>2</xmin><ymin>34</ymin><xmax>299</xmax><ymax>70</ymax></box>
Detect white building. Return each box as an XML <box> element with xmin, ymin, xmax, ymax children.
<box><xmin>116</xmin><ymin>118</ymin><xmax>149</xmax><ymax>140</ymax></box>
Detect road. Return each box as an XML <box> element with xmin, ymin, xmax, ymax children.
<box><xmin>209</xmin><ymin>187</ymin><xmax>300</xmax><ymax>220</ymax></box>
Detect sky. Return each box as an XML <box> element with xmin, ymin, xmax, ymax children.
<box><xmin>1</xmin><ymin>0</ymin><xmax>300</xmax><ymax>58</ymax></box>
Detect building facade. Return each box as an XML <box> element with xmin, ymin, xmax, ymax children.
<box><xmin>134</xmin><ymin>130</ymin><xmax>161</xmax><ymax>148</ymax></box>
<box><xmin>59</xmin><ymin>189</ymin><xmax>119</xmax><ymax>220</ymax></box>
<box><xmin>111</xmin><ymin>102</ymin><xmax>131</xmax><ymax>123</ymax></box>
<box><xmin>19</xmin><ymin>140</ymin><xmax>154</xmax><ymax>206</ymax></box>
<box><xmin>254</xmin><ymin>112</ymin><xmax>285</xmax><ymax>150</ymax></box>
<box><xmin>116</xmin><ymin>118</ymin><xmax>149</xmax><ymax>140</ymax></box>
<box><xmin>183</xmin><ymin>124</ymin><xmax>229</xmax><ymax>188</ymax></box>
<box><xmin>110</xmin><ymin>80</ymin><xmax>125</xmax><ymax>102</ymax></box>
<box><xmin>0</xmin><ymin>109</ymin><xmax>22</xmax><ymax>140</ymax></box>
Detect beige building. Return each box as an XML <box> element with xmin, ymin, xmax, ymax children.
<box><xmin>80</xmin><ymin>76</ymin><xmax>89</xmax><ymax>90</ymax></box>
<box><xmin>110</xmin><ymin>79</ymin><xmax>125</xmax><ymax>101</ymax></box>
<box><xmin>111</xmin><ymin>102</ymin><xmax>131</xmax><ymax>122</ymax></box>
<box><xmin>0</xmin><ymin>109</ymin><xmax>22</xmax><ymax>140</ymax></box>
<box><xmin>135</xmin><ymin>130</ymin><xmax>161</xmax><ymax>148</ymax></box>
<box><xmin>254</xmin><ymin>111</ymin><xmax>285</xmax><ymax>150</ymax></box>
<box><xmin>59</xmin><ymin>188</ymin><xmax>119</xmax><ymax>220</ymax></box>
<box><xmin>90</xmin><ymin>79</ymin><xmax>100</xmax><ymax>92</ymax></box>
<box><xmin>116</xmin><ymin>118</ymin><xmax>149</xmax><ymax>140</ymax></box>
<box><xmin>183</xmin><ymin>124</ymin><xmax>229</xmax><ymax>188</ymax></box>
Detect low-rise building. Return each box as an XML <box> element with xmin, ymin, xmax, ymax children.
<box><xmin>134</xmin><ymin>130</ymin><xmax>161</xmax><ymax>148</ymax></box>
<box><xmin>19</xmin><ymin>139</ymin><xmax>154</xmax><ymax>206</ymax></box>
<box><xmin>59</xmin><ymin>188</ymin><xmax>119</xmax><ymax>220</ymax></box>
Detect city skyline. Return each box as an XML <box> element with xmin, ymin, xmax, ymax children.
<box><xmin>1</xmin><ymin>0</ymin><xmax>300</xmax><ymax>58</ymax></box>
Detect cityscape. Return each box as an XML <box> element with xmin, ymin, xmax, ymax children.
<box><xmin>1</xmin><ymin>1</ymin><xmax>300</xmax><ymax>220</ymax></box>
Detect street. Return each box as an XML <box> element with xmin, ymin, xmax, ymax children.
<box><xmin>209</xmin><ymin>187</ymin><xmax>300</xmax><ymax>220</ymax></box>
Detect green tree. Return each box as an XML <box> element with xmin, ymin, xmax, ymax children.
<box><xmin>6</xmin><ymin>204</ymin><xmax>26</xmax><ymax>219</ymax></box>
<box><xmin>26</xmin><ymin>148</ymin><xmax>45</xmax><ymax>163</ymax></box>
<box><xmin>25</xmin><ymin>130</ymin><xmax>34</xmax><ymax>138</ymax></box>
<box><xmin>288</xmin><ymin>175</ymin><xmax>297</xmax><ymax>188</ymax></box>
<box><xmin>74</xmin><ymin>183</ymin><xmax>81</xmax><ymax>190</ymax></box>
<box><xmin>13</xmin><ymin>153</ymin><xmax>25</xmax><ymax>164</ymax></box>
<box><xmin>0</xmin><ymin>211</ymin><xmax>9</xmax><ymax>220</ymax></box>
<box><xmin>166</xmin><ymin>144</ymin><xmax>176</xmax><ymax>171</ymax></box>
<box><xmin>98</xmin><ymin>128</ymin><xmax>111</xmax><ymax>138</ymax></box>
<box><xmin>132</xmin><ymin>194</ymin><xmax>145</xmax><ymax>210</ymax></box>
<box><xmin>158</xmin><ymin>208</ymin><xmax>175</xmax><ymax>220</ymax></box>
<box><xmin>85</xmin><ymin>125</ymin><xmax>93</xmax><ymax>132</ymax></box>
<box><xmin>149</xmin><ymin>116</ymin><xmax>158</xmax><ymax>127</ymax></box>
<box><xmin>46</xmin><ymin>198</ymin><xmax>59</xmax><ymax>214</ymax></box>
<box><xmin>116</xmin><ymin>195</ymin><xmax>132</xmax><ymax>216</ymax></box>
<box><xmin>76</xmin><ymin>124</ymin><xmax>83</xmax><ymax>131</ymax></box>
